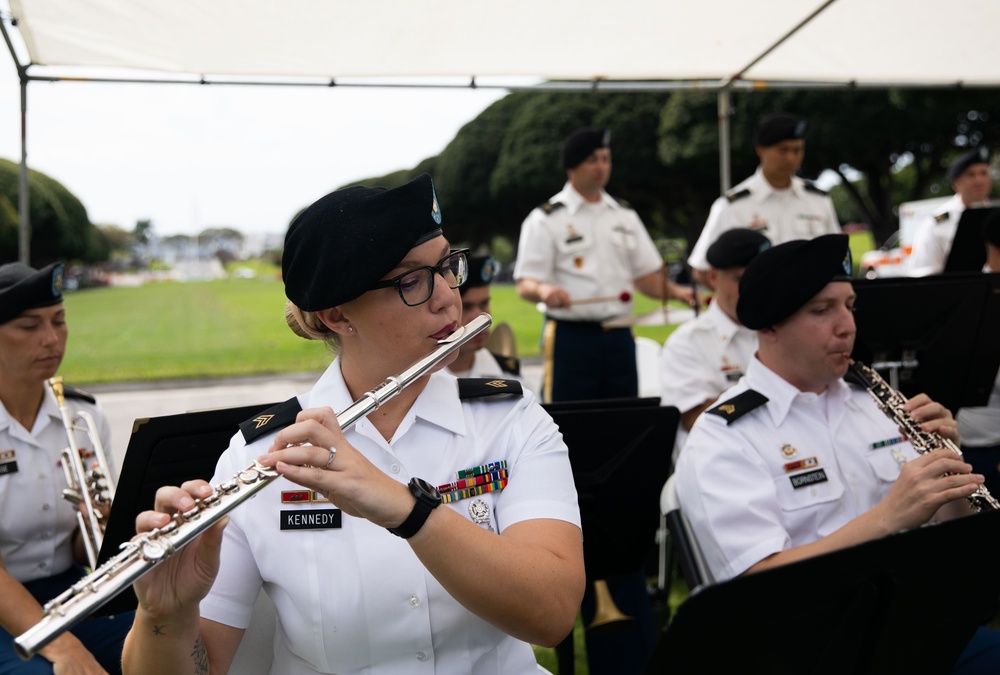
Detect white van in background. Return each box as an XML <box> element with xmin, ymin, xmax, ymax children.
<box><xmin>861</xmin><ymin>196</ymin><xmax>951</xmax><ymax>278</ymax></box>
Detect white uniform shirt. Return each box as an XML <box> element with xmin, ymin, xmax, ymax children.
<box><xmin>200</xmin><ymin>362</ymin><xmax>580</xmax><ymax>675</ymax></box>
<box><xmin>687</xmin><ymin>168</ymin><xmax>841</xmax><ymax>271</ymax></box>
<box><xmin>447</xmin><ymin>348</ymin><xmax>529</xmax><ymax>392</ymax></box>
<box><xmin>513</xmin><ymin>182</ymin><xmax>663</xmax><ymax>321</ymax></box>
<box><xmin>658</xmin><ymin>301</ymin><xmax>757</xmax><ymax>416</ymax></box>
<box><xmin>0</xmin><ymin>388</ymin><xmax>111</xmax><ymax>582</ymax></box>
<box><xmin>908</xmin><ymin>194</ymin><xmax>966</xmax><ymax>276</ymax></box>
<box><xmin>674</xmin><ymin>358</ymin><xmax>920</xmax><ymax>582</ymax></box>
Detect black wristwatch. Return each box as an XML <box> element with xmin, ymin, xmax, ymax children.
<box><xmin>387</xmin><ymin>477</ymin><xmax>442</xmax><ymax>539</ymax></box>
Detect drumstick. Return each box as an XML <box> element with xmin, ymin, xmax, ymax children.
<box><xmin>569</xmin><ymin>291</ymin><xmax>632</xmax><ymax>306</ymax></box>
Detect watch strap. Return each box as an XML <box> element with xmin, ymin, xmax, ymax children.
<box><xmin>388</xmin><ymin>479</ymin><xmax>441</xmax><ymax>539</ymax></box>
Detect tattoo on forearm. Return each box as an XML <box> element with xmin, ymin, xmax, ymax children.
<box><xmin>152</xmin><ymin>624</ymin><xmax>166</xmax><ymax>636</ymax></box>
<box><xmin>191</xmin><ymin>637</ymin><xmax>209</xmax><ymax>675</ymax></box>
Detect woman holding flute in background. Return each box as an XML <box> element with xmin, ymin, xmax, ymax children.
<box><xmin>0</xmin><ymin>262</ymin><xmax>131</xmax><ymax>675</ymax></box>
<box><xmin>121</xmin><ymin>174</ymin><xmax>585</xmax><ymax>674</ymax></box>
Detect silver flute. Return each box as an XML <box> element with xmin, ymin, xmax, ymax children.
<box><xmin>14</xmin><ymin>313</ymin><xmax>492</xmax><ymax>660</ymax></box>
<box><xmin>846</xmin><ymin>359</ymin><xmax>1000</xmax><ymax>512</ymax></box>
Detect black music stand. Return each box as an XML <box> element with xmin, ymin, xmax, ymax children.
<box><xmin>943</xmin><ymin>205</ymin><xmax>998</xmax><ymax>273</ymax></box>
<box><xmin>543</xmin><ymin>402</ymin><xmax>680</xmax><ymax>674</ymax></box>
<box><xmin>648</xmin><ymin>510</ymin><xmax>1000</xmax><ymax>675</ymax></box>
<box><xmin>541</xmin><ymin>396</ymin><xmax>661</xmax><ymax>414</ymax></box>
<box><xmin>94</xmin><ymin>402</ymin><xmax>274</xmax><ymax>616</ymax></box>
<box><xmin>851</xmin><ymin>272</ymin><xmax>1000</xmax><ymax>414</ymax></box>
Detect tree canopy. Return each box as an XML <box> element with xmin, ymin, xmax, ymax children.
<box><xmin>0</xmin><ymin>158</ymin><xmax>109</xmax><ymax>266</ymax></box>
<box><xmin>349</xmin><ymin>87</ymin><xmax>1000</xmax><ymax>253</ymax></box>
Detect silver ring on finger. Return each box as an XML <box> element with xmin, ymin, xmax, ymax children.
<box><xmin>324</xmin><ymin>446</ymin><xmax>337</xmax><ymax>469</ymax></box>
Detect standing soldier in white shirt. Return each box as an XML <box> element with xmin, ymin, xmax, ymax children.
<box><xmin>514</xmin><ymin>126</ymin><xmax>694</xmax><ymax>404</ymax></box>
<box><xmin>686</xmin><ymin>113</ymin><xmax>841</xmax><ymax>286</ymax></box>
<box><xmin>909</xmin><ymin>146</ymin><xmax>994</xmax><ymax>277</ymax></box>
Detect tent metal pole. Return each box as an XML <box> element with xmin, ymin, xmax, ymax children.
<box><xmin>718</xmin><ymin>88</ymin><xmax>732</xmax><ymax>193</ymax></box>
<box><xmin>18</xmin><ymin>74</ymin><xmax>28</xmax><ymax>263</ymax></box>
<box><xmin>1</xmin><ymin>17</ymin><xmax>31</xmax><ymax>263</ymax></box>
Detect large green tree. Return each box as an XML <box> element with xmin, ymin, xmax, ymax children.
<box><xmin>0</xmin><ymin>158</ymin><xmax>109</xmax><ymax>265</ymax></box>
<box><xmin>335</xmin><ymin>86</ymin><xmax>1000</xmax><ymax>253</ymax></box>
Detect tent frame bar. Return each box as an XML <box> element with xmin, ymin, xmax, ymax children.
<box><xmin>2</xmin><ymin>6</ymin><xmax>993</xmax><ymax>264</ymax></box>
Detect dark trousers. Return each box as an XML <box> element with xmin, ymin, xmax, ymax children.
<box><xmin>0</xmin><ymin>567</ymin><xmax>133</xmax><ymax>675</ymax></box>
<box><xmin>545</xmin><ymin>320</ymin><xmax>637</xmax><ymax>403</ymax></box>
<box><xmin>546</xmin><ymin>320</ymin><xmax>653</xmax><ymax>673</ymax></box>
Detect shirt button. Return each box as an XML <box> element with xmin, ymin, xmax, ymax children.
<box><xmin>42</xmin><ymin>503</ymin><xmax>51</xmax><ymax>511</ymax></box>
<box><xmin>416</xmin><ymin>652</ymin><xmax>427</xmax><ymax>661</ymax></box>
<box><xmin>409</xmin><ymin>595</ymin><xmax>421</xmax><ymax>608</ymax></box>
<box><xmin>390</xmin><ymin>464</ymin><xmax>401</xmax><ymax>474</ymax></box>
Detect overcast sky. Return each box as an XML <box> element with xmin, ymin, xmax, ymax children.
<box><xmin>0</xmin><ymin>56</ymin><xmax>511</xmax><ymax>238</ymax></box>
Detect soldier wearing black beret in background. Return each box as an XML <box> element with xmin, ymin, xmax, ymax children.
<box><xmin>0</xmin><ymin>262</ymin><xmax>134</xmax><ymax>675</ymax></box>
<box><xmin>513</xmin><ymin>126</ymin><xmax>694</xmax><ymax>404</ymax></box>
<box><xmin>675</xmin><ymin>233</ymin><xmax>1000</xmax><ymax>674</ymax></box>
<box><xmin>122</xmin><ymin>174</ymin><xmax>585</xmax><ymax>675</ymax></box>
<box><xmin>446</xmin><ymin>253</ymin><xmax>529</xmax><ymax>389</ymax></box>
<box><xmin>910</xmin><ymin>145</ymin><xmax>995</xmax><ymax>276</ymax></box>
<box><xmin>658</xmin><ymin>228</ymin><xmax>771</xmax><ymax>446</ymax></box>
<box><xmin>514</xmin><ymin>128</ymin><xmax>692</xmax><ymax>675</ymax></box>
<box><xmin>687</xmin><ymin>112</ymin><xmax>841</xmax><ymax>286</ymax></box>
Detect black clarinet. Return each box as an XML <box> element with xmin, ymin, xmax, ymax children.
<box><xmin>846</xmin><ymin>359</ymin><xmax>999</xmax><ymax>513</ymax></box>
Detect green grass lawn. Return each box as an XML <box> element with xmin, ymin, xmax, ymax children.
<box><xmin>59</xmin><ymin>278</ymin><xmax>686</xmax><ymax>384</ymax></box>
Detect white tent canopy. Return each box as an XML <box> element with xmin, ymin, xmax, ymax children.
<box><xmin>8</xmin><ymin>0</ymin><xmax>1000</xmax><ymax>86</ymax></box>
<box><xmin>4</xmin><ymin>0</ymin><xmax>1000</xmax><ymax>262</ymax></box>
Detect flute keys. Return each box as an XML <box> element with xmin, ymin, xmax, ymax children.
<box><xmin>140</xmin><ymin>538</ymin><xmax>175</xmax><ymax>562</ymax></box>
<box><xmin>238</xmin><ymin>468</ymin><xmax>262</xmax><ymax>484</ymax></box>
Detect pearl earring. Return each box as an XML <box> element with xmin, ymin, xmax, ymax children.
<box><xmin>347</xmin><ymin>326</ymin><xmax>354</xmax><ymax>333</ymax></box>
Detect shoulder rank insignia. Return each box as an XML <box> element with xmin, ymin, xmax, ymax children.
<box><xmin>239</xmin><ymin>397</ymin><xmax>303</xmax><ymax>443</ymax></box>
<box><xmin>706</xmin><ymin>389</ymin><xmax>768</xmax><ymax>425</ymax></box>
<box><xmin>803</xmin><ymin>181</ymin><xmax>827</xmax><ymax>196</ymax></box>
<box><xmin>614</xmin><ymin>196</ymin><xmax>633</xmax><ymax>210</ymax></box>
<box><xmin>541</xmin><ymin>201</ymin><xmax>565</xmax><ymax>214</ymax></box>
<box><xmin>934</xmin><ymin>211</ymin><xmax>949</xmax><ymax>223</ymax></box>
<box><xmin>726</xmin><ymin>188</ymin><xmax>751</xmax><ymax>203</ymax></box>
<box><xmin>63</xmin><ymin>385</ymin><xmax>96</xmax><ymax>404</ymax></box>
<box><xmin>457</xmin><ymin>378</ymin><xmax>524</xmax><ymax>399</ymax></box>
<box><xmin>490</xmin><ymin>352</ymin><xmax>521</xmax><ymax>376</ymax></box>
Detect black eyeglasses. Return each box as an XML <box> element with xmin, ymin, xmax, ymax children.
<box><xmin>367</xmin><ymin>249</ymin><xmax>470</xmax><ymax>307</ymax></box>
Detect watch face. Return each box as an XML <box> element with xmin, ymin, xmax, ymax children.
<box><xmin>411</xmin><ymin>477</ymin><xmax>441</xmax><ymax>500</ymax></box>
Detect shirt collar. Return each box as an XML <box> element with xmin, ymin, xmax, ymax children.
<box><xmin>705</xmin><ymin>300</ymin><xmax>746</xmax><ymax>345</ymax></box>
<box><xmin>557</xmin><ymin>182</ymin><xmax>615</xmax><ymax>215</ymax></box>
<box><xmin>306</xmin><ymin>360</ymin><xmax>467</xmax><ymax>439</ymax></box>
<box><xmin>749</xmin><ymin>166</ymin><xmax>805</xmax><ymax>200</ymax></box>
<box><xmin>745</xmin><ymin>356</ymin><xmax>851</xmax><ymax>426</ymax></box>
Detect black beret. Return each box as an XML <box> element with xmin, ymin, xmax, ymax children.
<box><xmin>460</xmin><ymin>254</ymin><xmax>496</xmax><ymax>294</ymax></box>
<box><xmin>753</xmin><ymin>113</ymin><xmax>808</xmax><ymax>147</ymax></box>
<box><xmin>0</xmin><ymin>262</ymin><xmax>64</xmax><ymax>324</ymax></box>
<box><xmin>282</xmin><ymin>173</ymin><xmax>444</xmax><ymax>311</ymax></box>
<box><xmin>562</xmin><ymin>127</ymin><xmax>611</xmax><ymax>169</ymax></box>
<box><xmin>737</xmin><ymin>234</ymin><xmax>852</xmax><ymax>330</ymax></box>
<box><xmin>706</xmin><ymin>228</ymin><xmax>772</xmax><ymax>269</ymax></box>
<box><xmin>947</xmin><ymin>145</ymin><xmax>991</xmax><ymax>183</ymax></box>
<box><xmin>984</xmin><ymin>209</ymin><xmax>1000</xmax><ymax>247</ymax></box>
